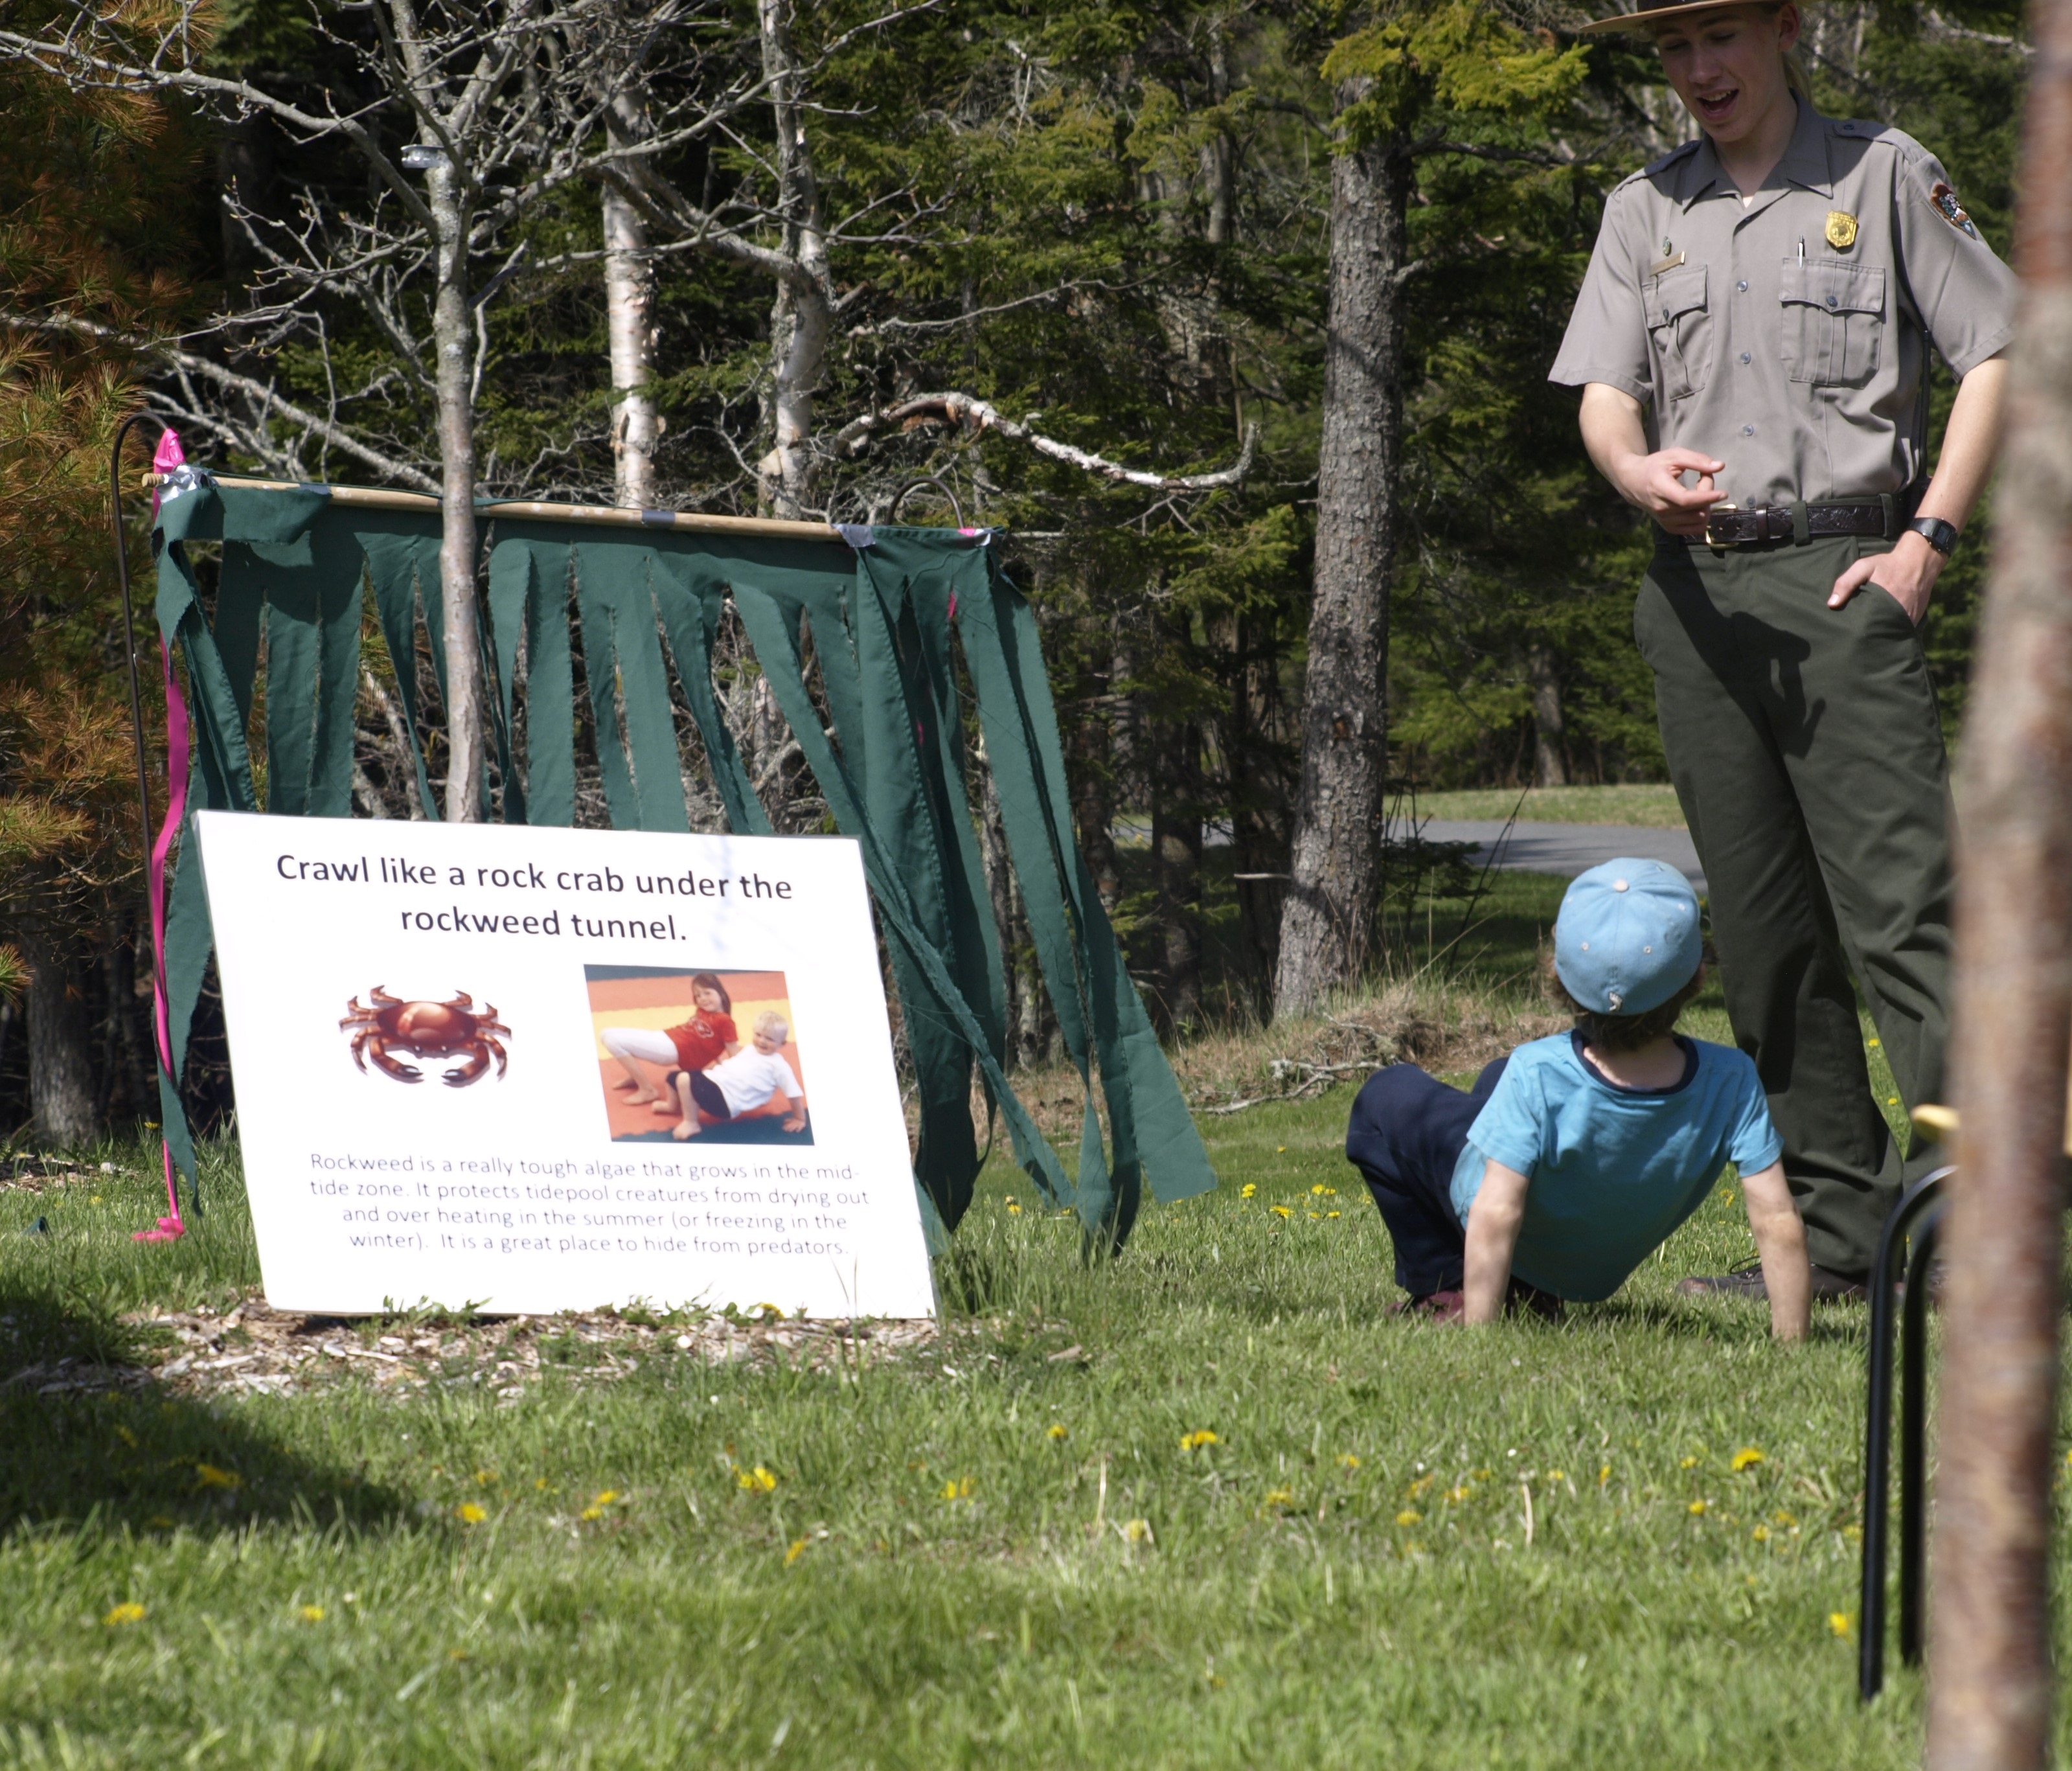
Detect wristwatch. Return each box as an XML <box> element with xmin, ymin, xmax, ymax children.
<box><xmin>1907</xmin><ymin>516</ymin><xmax>1960</xmax><ymax>557</ymax></box>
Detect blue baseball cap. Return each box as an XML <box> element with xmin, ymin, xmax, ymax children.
<box><xmin>1554</xmin><ymin>858</ymin><xmax>1702</xmax><ymax>1015</ymax></box>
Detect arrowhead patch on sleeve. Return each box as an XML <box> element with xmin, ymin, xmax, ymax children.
<box><xmin>1928</xmin><ymin>181</ymin><xmax>1981</xmax><ymax>240</ymax></box>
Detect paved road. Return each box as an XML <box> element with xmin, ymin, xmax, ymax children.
<box><xmin>1417</xmin><ymin>820</ymin><xmax>1705</xmax><ymax>895</ymax></box>
<box><xmin>1114</xmin><ymin>813</ymin><xmax>1705</xmax><ymax>894</ymax></box>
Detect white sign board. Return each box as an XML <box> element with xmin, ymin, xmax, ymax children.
<box><xmin>193</xmin><ymin>811</ymin><xmax>935</xmax><ymax>1318</ymax></box>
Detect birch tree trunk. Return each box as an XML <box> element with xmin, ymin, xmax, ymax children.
<box><xmin>1924</xmin><ymin>0</ymin><xmax>2072</xmax><ymax>1754</ymax></box>
<box><xmin>757</xmin><ymin>0</ymin><xmax>831</xmax><ymax>519</ymax></box>
<box><xmin>603</xmin><ymin>169</ymin><xmax>660</xmax><ymax>507</ymax></box>
<box><xmin>1273</xmin><ymin>109</ymin><xmax>1406</xmax><ymax>1017</ymax></box>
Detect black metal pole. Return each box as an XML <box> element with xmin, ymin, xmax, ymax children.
<box><xmin>1900</xmin><ymin>1202</ymin><xmax>1948</xmax><ymax>1665</ymax></box>
<box><xmin>1859</xmin><ymin>1166</ymin><xmax>1953</xmax><ymax>1700</ymax></box>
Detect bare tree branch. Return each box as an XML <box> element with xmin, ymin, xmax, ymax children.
<box><xmin>835</xmin><ymin>393</ymin><xmax>1258</xmax><ymax>492</ymax></box>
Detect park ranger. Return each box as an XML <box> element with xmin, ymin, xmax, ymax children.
<box><xmin>1549</xmin><ymin>0</ymin><xmax>2015</xmax><ymax>1296</ymax></box>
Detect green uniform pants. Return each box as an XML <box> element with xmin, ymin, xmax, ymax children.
<box><xmin>1634</xmin><ymin>532</ymin><xmax>1950</xmax><ymax>1277</ymax></box>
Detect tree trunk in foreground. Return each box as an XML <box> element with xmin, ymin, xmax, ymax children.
<box><xmin>1925</xmin><ymin>5</ymin><xmax>2072</xmax><ymax>1760</ymax></box>
<box><xmin>425</xmin><ymin>150</ymin><xmax>484</xmax><ymax>823</ymax></box>
<box><xmin>1274</xmin><ymin>108</ymin><xmax>1406</xmax><ymax>1017</ymax></box>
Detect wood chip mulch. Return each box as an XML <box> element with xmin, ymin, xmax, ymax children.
<box><xmin>6</xmin><ymin>1292</ymin><xmax>937</xmax><ymax>1403</ymax></box>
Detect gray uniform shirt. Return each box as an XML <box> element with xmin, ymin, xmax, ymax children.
<box><xmin>1549</xmin><ymin>99</ymin><xmax>2016</xmax><ymax>507</ymax></box>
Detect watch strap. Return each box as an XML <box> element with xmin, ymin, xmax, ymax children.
<box><xmin>1908</xmin><ymin>516</ymin><xmax>1960</xmax><ymax>556</ymax></box>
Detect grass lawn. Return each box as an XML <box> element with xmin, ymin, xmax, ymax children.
<box><xmin>1407</xmin><ymin>784</ymin><xmax>1688</xmax><ymax>828</ymax></box>
<box><xmin>0</xmin><ymin>878</ymin><xmax>2047</xmax><ymax>1768</ymax></box>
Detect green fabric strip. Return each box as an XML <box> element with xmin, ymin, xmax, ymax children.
<box><xmin>573</xmin><ymin>542</ymin><xmax>690</xmax><ymax>834</ymax></box>
<box><xmin>648</xmin><ymin>552</ymin><xmax>769</xmax><ymax>837</ymax></box>
<box><xmin>944</xmin><ymin>542</ymin><xmax>1216</xmax><ymax>1231</ymax></box>
<box><xmin>728</xmin><ymin>579</ymin><xmax>1075</xmax><ymax>1226</ymax></box>
<box><xmin>358</xmin><ymin>524</ymin><xmax>444</xmax><ymax>821</ymax></box>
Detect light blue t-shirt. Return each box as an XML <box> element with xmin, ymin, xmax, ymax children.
<box><xmin>1449</xmin><ymin>1032</ymin><xmax>1783</xmax><ymax>1303</ymax></box>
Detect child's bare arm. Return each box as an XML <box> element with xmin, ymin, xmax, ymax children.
<box><xmin>1740</xmin><ymin>1161</ymin><xmax>1809</xmax><ymax>1341</ymax></box>
<box><xmin>1463</xmin><ymin>1160</ymin><xmax>1531</xmax><ymax>1325</ymax></box>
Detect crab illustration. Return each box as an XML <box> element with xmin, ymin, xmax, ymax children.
<box><xmin>340</xmin><ymin>987</ymin><xmax>511</xmax><ymax>1087</ymax></box>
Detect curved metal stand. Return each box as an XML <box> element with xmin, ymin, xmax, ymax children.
<box><xmin>1859</xmin><ymin>1165</ymin><xmax>1952</xmax><ymax>1700</ymax></box>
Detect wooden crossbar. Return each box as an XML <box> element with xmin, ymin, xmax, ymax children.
<box><xmin>146</xmin><ymin>472</ymin><xmax>850</xmax><ymax>543</ymax></box>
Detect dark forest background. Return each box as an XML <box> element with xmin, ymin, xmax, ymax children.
<box><xmin>0</xmin><ymin>0</ymin><xmax>2029</xmax><ymax>1145</ymax></box>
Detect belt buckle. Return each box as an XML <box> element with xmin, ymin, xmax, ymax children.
<box><xmin>1703</xmin><ymin>502</ymin><xmax>1740</xmax><ymax>548</ymax></box>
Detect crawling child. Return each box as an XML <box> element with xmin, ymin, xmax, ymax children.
<box><xmin>1344</xmin><ymin>858</ymin><xmax>1810</xmax><ymax>1338</ymax></box>
<box><xmin>670</xmin><ymin>1010</ymin><xmax>807</xmax><ymax>1140</ymax></box>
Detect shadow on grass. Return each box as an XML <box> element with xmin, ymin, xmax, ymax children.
<box><xmin>0</xmin><ymin>1288</ymin><xmax>405</xmax><ymax>1537</ymax></box>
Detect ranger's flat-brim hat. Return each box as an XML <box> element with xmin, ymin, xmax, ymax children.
<box><xmin>1577</xmin><ymin>0</ymin><xmax>1786</xmax><ymax>32</ymax></box>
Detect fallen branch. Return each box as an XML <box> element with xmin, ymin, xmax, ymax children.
<box><xmin>834</xmin><ymin>392</ymin><xmax>1257</xmax><ymax>492</ymax></box>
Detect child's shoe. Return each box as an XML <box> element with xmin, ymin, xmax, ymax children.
<box><xmin>1391</xmin><ymin>1289</ymin><xmax>1466</xmax><ymax>1323</ymax></box>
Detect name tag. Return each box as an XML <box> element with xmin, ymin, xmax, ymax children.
<box><xmin>1648</xmin><ymin>251</ymin><xmax>1687</xmax><ymax>278</ymax></box>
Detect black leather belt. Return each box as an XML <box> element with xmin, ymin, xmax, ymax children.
<box><xmin>1696</xmin><ymin>496</ymin><xmax>1906</xmax><ymax>548</ymax></box>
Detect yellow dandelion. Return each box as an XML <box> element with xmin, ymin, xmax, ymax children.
<box><xmin>1007</xmin><ymin>1203</ymin><xmax>1021</xmax><ymax>1214</ymax></box>
<box><xmin>1547</xmin><ymin>1468</ymin><xmax>1566</xmax><ymax>1483</ymax></box>
<box><xmin>474</xmin><ymin>1469</ymin><xmax>497</xmax><ymax>1486</ymax></box>
<box><xmin>1262</xmin><ymin>1487</ymin><xmax>1294</xmax><ymax>1509</ymax></box>
<box><xmin>1688</xmin><ymin>1499</ymin><xmax>1708</xmax><ymax>1515</ymax></box>
<box><xmin>1047</xmin><ymin>1423</ymin><xmax>1069</xmax><ymax>1441</ymax></box>
<box><xmin>456</xmin><ymin>1502</ymin><xmax>487</xmax><ymax>1525</ymax></box>
<box><xmin>1271</xmin><ymin>1205</ymin><xmax>1292</xmax><ymax>1220</ymax></box>
<box><xmin>1326</xmin><ymin>1209</ymin><xmax>1341</xmax><ymax>1218</ymax></box>
<box><xmin>300</xmin><ymin>1605</ymin><xmax>326</xmax><ymax>1622</ymax></box>
<box><xmin>784</xmin><ymin>1538</ymin><xmax>808</xmax><ymax>1566</ymax></box>
<box><xmin>1311</xmin><ymin>1183</ymin><xmax>1327</xmax><ymax>1196</ymax></box>
<box><xmin>1307</xmin><ymin>1211</ymin><xmax>1322</xmax><ymax>1220</ymax></box>
<box><xmin>1731</xmin><ymin>1447</ymin><xmax>1765</xmax><ymax>1472</ymax></box>
<box><xmin>1276</xmin><ymin>1147</ymin><xmax>1286</xmax><ymax>1154</ymax></box>
<box><xmin>1446</xmin><ymin>1484</ymin><xmax>1472</xmax><ymax>1504</ymax></box>
<box><xmin>594</xmin><ymin>1489</ymin><xmax>622</xmax><ymax>1506</ymax></box>
<box><xmin>535</xmin><ymin>1478</ymin><xmax>551</xmax><ymax>1491</ymax></box>
<box><xmin>1751</xmin><ymin>1525</ymin><xmax>1770</xmax><ymax>1542</ymax></box>
<box><xmin>941</xmin><ymin>1476</ymin><xmax>974</xmax><ymax>1501</ymax></box>
<box><xmin>1240</xmin><ymin>1183</ymin><xmax>1257</xmax><ymax>1199</ymax></box>
<box><xmin>1829</xmin><ymin>1612</ymin><xmax>1852</xmax><ymax>1640</ymax></box>
<box><xmin>1339</xmin><ymin>1454</ymin><xmax>1361</xmax><ymax>1470</ymax></box>
<box><xmin>1396</xmin><ymin>1509</ymin><xmax>1421</xmax><ymax>1526</ymax></box>
<box><xmin>1407</xmin><ymin>1474</ymin><xmax>1434</xmax><ymax>1499</ymax></box>
<box><xmin>1180</xmin><ymin>1430</ymin><xmax>1220</xmax><ymax>1451</ymax></box>
<box><xmin>195</xmin><ymin>1463</ymin><xmax>240</xmax><ymax>1489</ymax></box>
<box><xmin>1773</xmin><ymin>1509</ymin><xmax>1798</xmax><ymax>1527</ymax></box>
<box><xmin>102</xmin><ymin>1603</ymin><xmax>146</xmax><ymax>1627</ymax></box>
<box><xmin>580</xmin><ymin>1506</ymin><xmax>604</xmax><ymax>1522</ymax></box>
<box><xmin>1122</xmin><ymin>1517</ymin><xmax>1152</xmax><ymax>1542</ymax></box>
<box><xmin>1868</xmin><ymin>1037</ymin><xmax>1881</xmax><ymax>1047</ymax></box>
<box><xmin>1598</xmin><ymin>1465</ymin><xmax>1611</xmax><ymax>1486</ymax></box>
<box><xmin>1679</xmin><ymin>1456</ymin><xmax>1698</xmax><ymax>1470</ymax></box>
<box><xmin>736</xmin><ymin>1468</ymin><xmax>777</xmax><ymax>1494</ymax></box>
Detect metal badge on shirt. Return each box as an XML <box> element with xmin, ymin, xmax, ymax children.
<box><xmin>1825</xmin><ymin>210</ymin><xmax>1858</xmax><ymax>251</ymax></box>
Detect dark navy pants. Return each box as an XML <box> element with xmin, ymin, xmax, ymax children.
<box><xmin>1345</xmin><ymin>1058</ymin><xmax>1508</xmax><ymax>1296</ymax></box>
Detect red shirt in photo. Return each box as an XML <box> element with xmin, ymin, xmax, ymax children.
<box><xmin>666</xmin><ymin>1010</ymin><xmax>737</xmax><ymax>1073</ymax></box>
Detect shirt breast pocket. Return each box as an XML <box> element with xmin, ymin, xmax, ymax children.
<box><xmin>1646</xmin><ymin>264</ymin><xmax>1711</xmax><ymax>400</ymax></box>
<box><xmin>1781</xmin><ymin>261</ymin><xmax>1885</xmax><ymax>387</ymax></box>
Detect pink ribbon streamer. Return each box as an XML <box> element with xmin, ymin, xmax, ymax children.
<box><xmin>135</xmin><ymin>429</ymin><xmax>190</xmax><ymax>1242</ymax></box>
